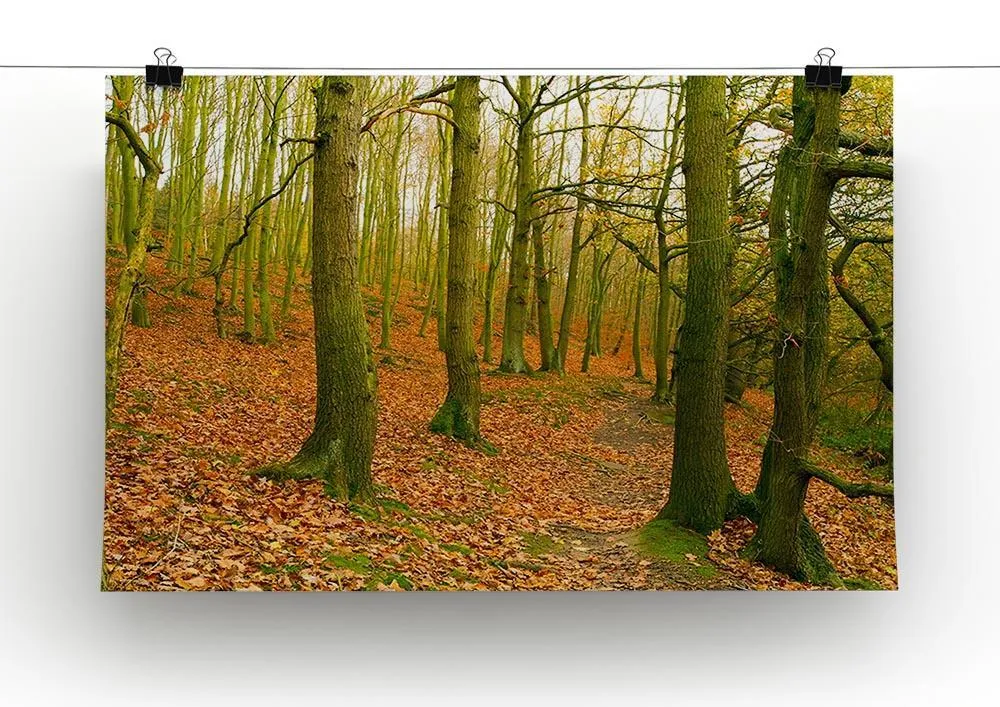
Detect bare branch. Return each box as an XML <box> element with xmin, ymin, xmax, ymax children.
<box><xmin>801</xmin><ymin>460</ymin><xmax>894</xmax><ymax>500</ymax></box>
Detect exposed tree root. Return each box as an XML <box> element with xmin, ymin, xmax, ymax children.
<box><xmin>252</xmin><ymin>437</ymin><xmax>371</xmax><ymax>503</ymax></box>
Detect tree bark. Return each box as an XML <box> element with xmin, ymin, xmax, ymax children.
<box><xmin>104</xmin><ymin>111</ymin><xmax>162</xmax><ymax>421</ymax></box>
<box><xmin>655</xmin><ymin>76</ymin><xmax>735</xmax><ymax>533</ymax></box>
<box><xmin>555</xmin><ymin>87</ymin><xmax>589</xmax><ymax>374</ymax></box>
<box><xmin>111</xmin><ymin>78</ymin><xmax>152</xmax><ymax>329</ymax></box>
<box><xmin>498</xmin><ymin>76</ymin><xmax>536</xmax><ymax>373</ymax></box>
<box><xmin>255</xmin><ymin>77</ymin><xmax>377</xmax><ymax>502</ymax></box>
<box><xmin>430</xmin><ymin>76</ymin><xmax>486</xmax><ymax>444</ymax></box>
<box><xmin>651</xmin><ymin>81</ymin><xmax>685</xmax><ymax>402</ymax></box>
<box><xmin>748</xmin><ymin>82</ymin><xmax>843</xmax><ymax>585</ymax></box>
<box><xmin>532</xmin><ymin>217</ymin><xmax>556</xmax><ymax>371</ymax></box>
<box><xmin>632</xmin><ymin>267</ymin><xmax>646</xmax><ymax>379</ymax></box>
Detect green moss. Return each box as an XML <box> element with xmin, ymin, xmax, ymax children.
<box><xmin>430</xmin><ymin>398</ymin><xmax>495</xmax><ymax>451</ymax></box>
<box><xmin>440</xmin><ymin>542</ymin><xmax>474</xmax><ymax>556</ymax></box>
<box><xmin>323</xmin><ymin>552</ymin><xmax>373</xmax><ymax>574</ymax></box>
<box><xmin>478</xmin><ymin>439</ymin><xmax>500</xmax><ymax>456</ymax></box>
<box><xmin>520</xmin><ymin>531</ymin><xmax>565</xmax><ymax>557</ymax></box>
<box><xmin>348</xmin><ymin>502</ymin><xmax>381</xmax><ymax>522</ymax></box>
<box><xmin>395</xmin><ymin>521</ymin><xmax>436</xmax><ymax>542</ymax></box>
<box><xmin>400</xmin><ymin>542</ymin><xmax>424</xmax><ymax>557</ymax></box>
<box><xmin>634</xmin><ymin>519</ymin><xmax>719</xmax><ymax>579</ymax></box>
<box><xmin>843</xmin><ymin>576</ymin><xmax>884</xmax><ymax>591</ymax></box>
<box><xmin>323</xmin><ymin>549</ymin><xmax>417</xmax><ymax>589</ymax></box>
<box><xmin>450</xmin><ymin>466</ymin><xmax>509</xmax><ymax>495</ymax></box>
<box><xmin>429</xmin><ymin>398</ymin><xmax>460</xmax><ymax>436</ymax></box>
<box><xmin>377</xmin><ymin>496</ymin><xmax>413</xmax><ymax>516</ymax></box>
<box><xmin>368</xmin><ymin>570</ymin><xmax>414</xmax><ymax>590</ymax></box>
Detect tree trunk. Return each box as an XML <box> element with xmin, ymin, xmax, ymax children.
<box><xmin>632</xmin><ymin>269</ymin><xmax>646</xmax><ymax>379</ymax></box>
<box><xmin>430</xmin><ymin>76</ymin><xmax>485</xmax><ymax>444</ymax></box>
<box><xmin>748</xmin><ymin>82</ymin><xmax>843</xmax><ymax>585</ymax></box>
<box><xmin>255</xmin><ymin>77</ymin><xmax>377</xmax><ymax>502</ymax></box>
<box><xmin>104</xmin><ymin>111</ymin><xmax>162</xmax><ymax>421</ymax></box>
<box><xmin>435</xmin><ymin>119</ymin><xmax>451</xmax><ymax>352</ymax></box>
<box><xmin>379</xmin><ymin>112</ymin><xmax>406</xmax><ymax>350</ymax></box>
<box><xmin>498</xmin><ymin>76</ymin><xmax>535</xmax><ymax>374</ymax></box>
<box><xmin>555</xmin><ymin>90</ymin><xmax>589</xmax><ymax>374</ymax></box>
<box><xmin>111</xmin><ymin>78</ymin><xmax>152</xmax><ymax>329</ymax></box>
<box><xmin>256</xmin><ymin>77</ymin><xmax>284</xmax><ymax>343</ymax></box>
<box><xmin>532</xmin><ymin>217</ymin><xmax>556</xmax><ymax>371</ymax></box>
<box><xmin>182</xmin><ymin>78</ymin><xmax>211</xmax><ymax>295</ymax></box>
<box><xmin>651</xmin><ymin>81</ymin><xmax>685</xmax><ymax>402</ymax></box>
<box><xmin>655</xmin><ymin>76</ymin><xmax>734</xmax><ymax>533</ymax></box>
<box><xmin>482</xmin><ymin>129</ymin><xmax>514</xmax><ymax>363</ymax></box>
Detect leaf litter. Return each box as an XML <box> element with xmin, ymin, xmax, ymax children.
<box><xmin>104</xmin><ymin>261</ymin><xmax>896</xmax><ymax>591</ymax></box>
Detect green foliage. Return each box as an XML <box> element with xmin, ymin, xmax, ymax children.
<box><xmin>818</xmin><ymin>403</ymin><xmax>893</xmax><ymax>470</ymax></box>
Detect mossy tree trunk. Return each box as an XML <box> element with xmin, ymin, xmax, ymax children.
<box><xmin>581</xmin><ymin>244</ymin><xmax>601</xmax><ymax>373</ymax></box>
<box><xmin>105</xmin><ymin>122</ymin><xmax>121</xmax><ymax>246</ymax></box>
<box><xmin>255</xmin><ymin>77</ymin><xmax>377</xmax><ymax>502</ymax></box>
<box><xmin>435</xmin><ymin>119</ymin><xmax>451</xmax><ymax>353</ymax></box>
<box><xmin>481</xmin><ymin>122</ymin><xmax>514</xmax><ymax>364</ymax></box>
<box><xmin>182</xmin><ymin>78</ymin><xmax>211</xmax><ymax>295</ymax></box>
<box><xmin>655</xmin><ymin>76</ymin><xmax>735</xmax><ymax>534</ymax></box>
<box><xmin>241</xmin><ymin>87</ymin><xmax>267</xmax><ymax>338</ymax></box>
<box><xmin>632</xmin><ymin>266</ymin><xmax>646</xmax><ymax>379</ymax></box>
<box><xmin>105</xmin><ymin>111</ymin><xmax>162</xmax><ymax>421</ymax></box>
<box><xmin>531</xmin><ymin>216</ymin><xmax>556</xmax><ymax>371</ymax></box>
<box><xmin>651</xmin><ymin>81</ymin><xmax>685</xmax><ymax>402</ymax></box>
<box><xmin>210</xmin><ymin>80</ymin><xmax>239</xmax><ymax>274</ymax></box>
<box><xmin>555</xmin><ymin>88</ymin><xmax>589</xmax><ymax>374</ymax></box>
<box><xmin>498</xmin><ymin>76</ymin><xmax>536</xmax><ymax>373</ymax></box>
<box><xmin>111</xmin><ymin>78</ymin><xmax>152</xmax><ymax>329</ymax></box>
<box><xmin>379</xmin><ymin>111</ymin><xmax>407</xmax><ymax>350</ymax></box>
<box><xmin>747</xmin><ymin>83</ymin><xmax>843</xmax><ymax>585</ymax></box>
<box><xmin>430</xmin><ymin>76</ymin><xmax>486</xmax><ymax>444</ymax></box>
<box><xmin>255</xmin><ymin>77</ymin><xmax>286</xmax><ymax>344</ymax></box>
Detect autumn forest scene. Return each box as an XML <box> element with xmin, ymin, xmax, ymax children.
<box><xmin>103</xmin><ymin>73</ymin><xmax>894</xmax><ymax>591</ymax></box>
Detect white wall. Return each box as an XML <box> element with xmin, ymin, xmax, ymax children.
<box><xmin>1</xmin><ymin>2</ymin><xmax>996</xmax><ymax>705</ymax></box>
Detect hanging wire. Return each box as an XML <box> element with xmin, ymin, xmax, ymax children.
<box><xmin>3</xmin><ymin>63</ymin><xmax>1000</xmax><ymax>71</ymax></box>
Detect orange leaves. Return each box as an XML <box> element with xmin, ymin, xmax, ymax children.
<box><xmin>104</xmin><ymin>256</ymin><xmax>895</xmax><ymax>591</ymax></box>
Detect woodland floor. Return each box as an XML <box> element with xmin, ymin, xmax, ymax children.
<box><xmin>104</xmin><ymin>256</ymin><xmax>897</xmax><ymax>591</ymax></box>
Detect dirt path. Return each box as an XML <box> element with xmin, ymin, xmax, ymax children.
<box><xmin>496</xmin><ymin>382</ymin><xmax>745</xmax><ymax>590</ymax></box>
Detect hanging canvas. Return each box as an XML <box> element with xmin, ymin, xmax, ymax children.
<box><xmin>103</xmin><ymin>74</ymin><xmax>894</xmax><ymax>591</ymax></box>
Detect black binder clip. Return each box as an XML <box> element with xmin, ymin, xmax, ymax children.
<box><xmin>145</xmin><ymin>47</ymin><xmax>183</xmax><ymax>89</ymax></box>
<box><xmin>805</xmin><ymin>47</ymin><xmax>846</xmax><ymax>90</ymax></box>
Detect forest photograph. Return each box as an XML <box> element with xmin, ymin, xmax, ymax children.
<box><xmin>103</xmin><ymin>73</ymin><xmax>894</xmax><ymax>591</ymax></box>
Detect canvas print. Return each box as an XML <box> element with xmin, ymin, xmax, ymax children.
<box><xmin>104</xmin><ymin>74</ymin><xmax>894</xmax><ymax>590</ymax></box>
